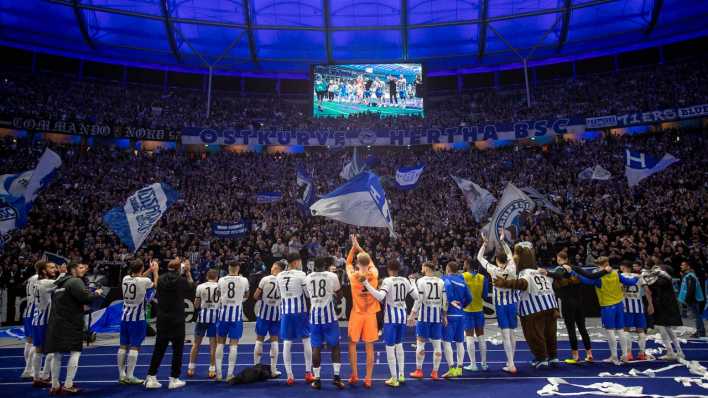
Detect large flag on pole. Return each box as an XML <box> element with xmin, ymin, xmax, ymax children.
<box><xmin>339</xmin><ymin>147</ymin><xmax>366</xmax><ymax>180</ymax></box>
<box><xmin>310</xmin><ymin>171</ymin><xmax>395</xmax><ymax>237</ymax></box>
<box><xmin>395</xmin><ymin>164</ymin><xmax>425</xmax><ymax>190</ymax></box>
<box><xmin>451</xmin><ymin>175</ymin><xmax>496</xmax><ymax>222</ymax></box>
<box><xmin>624</xmin><ymin>150</ymin><xmax>679</xmax><ymax>187</ymax></box>
<box><xmin>0</xmin><ymin>148</ymin><xmax>62</xmax><ymax>234</ymax></box>
<box><xmin>103</xmin><ymin>183</ymin><xmax>180</xmax><ymax>252</ymax></box>
<box><xmin>521</xmin><ymin>186</ymin><xmax>562</xmax><ymax>215</ymax></box>
<box><xmin>296</xmin><ymin>166</ymin><xmax>316</xmax><ymax>213</ymax></box>
<box><xmin>578</xmin><ymin>165</ymin><xmax>612</xmax><ymax>181</ymax></box>
<box><xmin>485</xmin><ymin>183</ymin><xmax>535</xmax><ymax>252</ymax></box>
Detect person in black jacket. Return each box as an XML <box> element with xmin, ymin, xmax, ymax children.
<box><xmin>46</xmin><ymin>262</ymin><xmax>103</xmax><ymax>395</ymax></box>
<box><xmin>553</xmin><ymin>251</ymin><xmax>594</xmax><ymax>363</ymax></box>
<box><xmin>641</xmin><ymin>259</ymin><xmax>684</xmax><ymax>360</ymax></box>
<box><xmin>144</xmin><ymin>258</ymin><xmax>194</xmax><ymax>390</ymax></box>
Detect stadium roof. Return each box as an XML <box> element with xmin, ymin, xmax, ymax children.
<box><xmin>0</xmin><ymin>0</ymin><xmax>706</xmax><ymax>78</ymax></box>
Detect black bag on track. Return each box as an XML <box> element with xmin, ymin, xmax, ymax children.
<box><xmin>227</xmin><ymin>364</ymin><xmax>273</xmax><ymax>385</ymax></box>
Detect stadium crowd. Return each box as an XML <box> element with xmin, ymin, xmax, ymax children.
<box><xmin>0</xmin><ymin>126</ymin><xmax>706</xmax><ymax>291</ymax></box>
<box><xmin>1</xmin><ymin>59</ymin><xmax>707</xmax><ymax>131</ymax></box>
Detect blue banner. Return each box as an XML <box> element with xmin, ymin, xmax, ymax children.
<box><xmin>586</xmin><ymin>104</ymin><xmax>708</xmax><ymax>128</ymax></box>
<box><xmin>212</xmin><ymin>220</ymin><xmax>251</xmax><ymax>238</ymax></box>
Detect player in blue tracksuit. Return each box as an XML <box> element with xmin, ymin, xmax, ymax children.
<box><xmin>442</xmin><ymin>261</ymin><xmax>472</xmax><ymax>378</ymax></box>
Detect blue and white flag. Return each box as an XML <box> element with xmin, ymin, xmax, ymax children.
<box><xmin>0</xmin><ymin>148</ymin><xmax>62</xmax><ymax>235</ymax></box>
<box><xmin>311</xmin><ymin>171</ymin><xmax>395</xmax><ymax>237</ymax></box>
<box><xmin>521</xmin><ymin>186</ymin><xmax>562</xmax><ymax>215</ymax></box>
<box><xmin>89</xmin><ymin>300</ymin><xmax>124</xmax><ymax>333</ymax></box>
<box><xmin>451</xmin><ymin>176</ymin><xmax>496</xmax><ymax>222</ymax></box>
<box><xmin>255</xmin><ymin>191</ymin><xmax>283</xmax><ymax>204</ymax></box>
<box><xmin>103</xmin><ymin>183</ymin><xmax>180</xmax><ymax>253</ymax></box>
<box><xmin>339</xmin><ymin>147</ymin><xmax>366</xmax><ymax>180</ymax></box>
<box><xmin>41</xmin><ymin>251</ymin><xmax>69</xmax><ymax>266</ymax></box>
<box><xmin>395</xmin><ymin>164</ymin><xmax>425</xmax><ymax>190</ymax></box>
<box><xmin>485</xmin><ymin>183</ymin><xmax>535</xmax><ymax>252</ymax></box>
<box><xmin>624</xmin><ymin>150</ymin><xmax>679</xmax><ymax>187</ymax></box>
<box><xmin>296</xmin><ymin>167</ymin><xmax>316</xmax><ymax>212</ymax></box>
<box><xmin>578</xmin><ymin>165</ymin><xmax>612</xmax><ymax>181</ymax></box>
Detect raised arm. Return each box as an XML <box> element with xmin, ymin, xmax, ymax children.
<box><xmin>346</xmin><ymin>234</ymin><xmax>362</xmax><ymax>274</ymax></box>
<box><xmin>477</xmin><ymin>244</ymin><xmax>499</xmax><ymax>275</ymax></box>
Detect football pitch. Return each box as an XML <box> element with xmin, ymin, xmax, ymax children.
<box><xmin>314</xmin><ymin>101</ymin><xmax>424</xmax><ymax>118</ymax></box>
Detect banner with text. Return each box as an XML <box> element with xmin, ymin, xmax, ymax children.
<box><xmin>212</xmin><ymin>220</ymin><xmax>251</xmax><ymax>238</ymax></box>
<box><xmin>585</xmin><ymin>104</ymin><xmax>708</xmax><ymax>129</ymax></box>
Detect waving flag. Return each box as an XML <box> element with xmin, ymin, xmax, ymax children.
<box><xmin>311</xmin><ymin>171</ymin><xmax>394</xmax><ymax>236</ymax></box>
<box><xmin>624</xmin><ymin>150</ymin><xmax>679</xmax><ymax>187</ymax></box>
<box><xmin>485</xmin><ymin>183</ymin><xmax>535</xmax><ymax>252</ymax></box>
<box><xmin>103</xmin><ymin>183</ymin><xmax>180</xmax><ymax>252</ymax></box>
<box><xmin>0</xmin><ymin>148</ymin><xmax>62</xmax><ymax>234</ymax></box>
<box><xmin>296</xmin><ymin>166</ymin><xmax>316</xmax><ymax>212</ymax></box>
<box><xmin>521</xmin><ymin>186</ymin><xmax>562</xmax><ymax>215</ymax></box>
<box><xmin>340</xmin><ymin>147</ymin><xmax>366</xmax><ymax>180</ymax></box>
<box><xmin>395</xmin><ymin>164</ymin><xmax>425</xmax><ymax>190</ymax></box>
<box><xmin>578</xmin><ymin>165</ymin><xmax>612</xmax><ymax>181</ymax></box>
<box><xmin>451</xmin><ymin>176</ymin><xmax>496</xmax><ymax>222</ymax></box>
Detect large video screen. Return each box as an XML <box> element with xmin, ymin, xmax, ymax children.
<box><xmin>312</xmin><ymin>63</ymin><xmax>423</xmax><ymax>118</ymax></box>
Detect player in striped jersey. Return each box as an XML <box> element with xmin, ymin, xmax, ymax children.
<box><xmin>304</xmin><ymin>256</ymin><xmax>345</xmax><ymax>390</ymax></box>
<box><xmin>215</xmin><ymin>261</ymin><xmax>249</xmax><ymax>382</ymax></box>
<box><xmin>462</xmin><ymin>257</ymin><xmax>489</xmax><ymax>372</ymax></box>
<box><xmin>31</xmin><ymin>261</ymin><xmax>57</xmax><ymax>387</ymax></box>
<box><xmin>117</xmin><ymin>259</ymin><xmax>158</xmax><ymax>384</ymax></box>
<box><xmin>21</xmin><ymin>269</ymin><xmax>39</xmax><ymax>379</ymax></box>
<box><xmin>276</xmin><ymin>252</ymin><xmax>314</xmax><ymax>385</ymax></box>
<box><xmin>253</xmin><ymin>261</ymin><xmax>283</xmax><ymax>377</ymax></box>
<box><xmin>441</xmin><ymin>261</ymin><xmax>472</xmax><ymax>378</ymax></box>
<box><xmin>478</xmin><ymin>236</ymin><xmax>519</xmax><ymax>373</ymax></box>
<box><xmin>362</xmin><ymin>259</ymin><xmax>418</xmax><ymax>387</ymax></box>
<box><xmin>409</xmin><ymin>261</ymin><xmax>447</xmax><ymax>380</ymax></box>
<box><xmin>188</xmin><ymin>269</ymin><xmax>220</xmax><ymax>379</ymax></box>
<box><xmin>620</xmin><ymin>261</ymin><xmax>653</xmax><ymax>361</ymax></box>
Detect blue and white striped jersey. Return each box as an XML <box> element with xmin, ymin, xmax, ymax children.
<box><xmin>517</xmin><ymin>269</ymin><xmax>558</xmax><ymax>316</ymax></box>
<box><xmin>121</xmin><ymin>275</ymin><xmax>153</xmax><ymax>322</ymax></box>
<box><xmin>276</xmin><ymin>269</ymin><xmax>308</xmax><ymax>315</ymax></box>
<box><xmin>195</xmin><ymin>281</ymin><xmax>220</xmax><ymax>323</ymax></box>
<box><xmin>218</xmin><ymin>275</ymin><xmax>249</xmax><ymax>322</ymax></box>
<box><xmin>24</xmin><ymin>274</ymin><xmax>38</xmax><ymax>319</ymax></box>
<box><xmin>304</xmin><ymin>271</ymin><xmax>340</xmax><ymax>325</ymax></box>
<box><xmin>379</xmin><ymin>276</ymin><xmax>416</xmax><ymax>324</ymax></box>
<box><xmin>414</xmin><ymin>276</ymin><xmax>447</xmax><ymax>323</ymax></box>
<box><xmin>622</xmin><ymin>273</ymin><xmax>644</xmax><ymax>314</ymax></box>
<box><xmin>32</xmin><ymin>279</ymin><xmax>55</xmax><ymax>327</ymax></box>
<box><xmin>477</xmin><ymin>245</ymin><xmax>519</xmax><ymax>305</ymax></box>
<box><xmin>257</xmin><ymin>275</ymin><xmax>281</xmax><ymax>322</ymax></box>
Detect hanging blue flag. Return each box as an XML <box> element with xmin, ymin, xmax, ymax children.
<box><xmin>103</xmin><ymin>183</ymin><xmax>180</xmax><ymax>253</ymax></box>
<box><xmin>624</xmin><ymin>150</ymin><xmax>679</xmax><ymax>187</ymax></box>
<box><xmin>296</xmin><ymin>166</ymin><xmax>316</xmax><ymax>214</ymax></box>
<box><xmin>395</xmin><ymin>164</ymin><xmax>425</xmax><ymax>190</ymax></box>
<box><xmin>255</xmin><ymin>192</ymin><xmax>283</xmax><ymax>204</ymax></box>
<box><xmin>311</xmin><ymin>171</ymin><xmax>395</xmax><ymax>237</ymax></box>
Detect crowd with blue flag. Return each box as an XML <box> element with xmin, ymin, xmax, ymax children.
<box><xmin>395</xmin><ymin>164</ymin><xmax>425</xmax><ymax>190</ymax></box>
<box><xmin>295</xmin><ymin>166</ymin><xmax>316</xmax><ymax>213</ymax></box>
<box><xmin>624</xmin><ymin>149</ymin><xmax>680</xmax><ymax>186</ymax></box>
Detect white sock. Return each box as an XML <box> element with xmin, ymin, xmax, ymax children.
<box><xmin>502</xmin><ymin>329</ymin><xmax>514</xmax><ymax>367</ymax></box>
<box><xmin>415</xmin><ymin>341</ymin><xmax>425</xmax><ymax>369</ymax></box>
<box><xmin>227</xmin><ymin>345</ymin><xmax>238</xmax><ymax>377</ymax></box>
<box><xmin>127</xmin><ymin>350</ymin><xmax>139</xmax><ymax>379</ymax></box>
<box><xmin>215</xmin><ymin>344</ymin><xmax>225</xmax><ymax>377</ymax></box>
<box><xmin>477</xmin><ymin>335</ymin><xmax>487</xmax><ymax>365</ymax></box>
<box><xmin>283</xmin><ymin>340</ymin><xmax>293</xmax><ymax>378</ymax></box>
<box><xmin>465</xmin><ymin>336</ymin><xmax>476</xmax><ymax>365</ymax></box>
<box><xmin>605</xmin><ymin>329</ymin><xmax>618</xmax><ymax>359</ymax></box>
<box><xmin>432</xmin><ymin>340</ymin><xmax>442</xmax><ymax>371</ymax></box>
<box><xmin>65</xmin><ymin>351</ymin><xmax>81</xmax><ymax>388</ymax></box>
<box><xmin>41</xmin><ymin>353</ymin><xmax>53</xmax><ymax>379</ymax></box>
<box><xmin>386</xmin><ymin>346</ymin><xmax>397</xmax><ymax>378</ymax></box>
<box><xmin>117</xmin><ymin>348</ymin><xmax>127</xmax><ymax>379</ymax></box>
<box><xmin>32</xmin><ymin>351</ymin><xmax>42</xmax><ymax>379</ymax></box>
<box><xmin>303</xmin><ymin>338</ymin><xmax>313</xmax><ymax>372</ymax></box>
<box><xmin>188</xmin><ymin>362</ymin><xmax>195</xmax><ymax>371</ymax></box>
<box><xmin>443</xmin><ymin>342</ymin><xmax>454</xmax><ymax>368</ymax></box>
<box><xmin>456</xmin><ymin>343</ymin><xmax>465</xmax><ymax>368</ymax></box>
<box><xmin>254</xmin><ymin>341</ymin><xmax>263</xmax><ymax>365</ymax></box>
<box><xmin>270</xmin><ymin>342</ymin><xmax>279</xmax><ymax>372</ymax></box>
<box><xmin>333</xmin><ymin>362</ymin><xmax>341</xmax><ymax>376</ymax></box>
<box><xmin>638</xmin><ymin>332</ymin><xmax>647</xmax><ymax>354</ymax></box>
<box><xmin>51</xmin><ymin>353</ymin><xmax>62</xmax><ymax>389</ymax></box>
<box><xmin>618</xmin><ymin>330</ymin><xmax>629</xmax><ymax>358</ymax></box>
<box><xmin>657</xmin><ymin>326</ymin><xmax>675</xmax><ymax>355</ymax></box>
<box><xmin>510</xmin><ymin>331</ymin><xmax>517</xmax><ymax>357</ymax></box>
<box><xmin>24</xmin><ymin>343</ymin><xmax>33</xmax><ymax>372</ymax></box>
<box><xmin>395</xmin><ymin>343</ymin><xmax>405</xmax><ymax>377</ymax></box>
<box><xmin>667</xmin><ymin>327</ymin><xmax>684</xmax><ymax>355</ymax></box>
<box><xmin>313</xmin><ymin>366</ymin><xmax>320</xmax><ymax>379</ymax></box>
<box><xmin>625</xmin><ymin>332</ymin><xmax>634</xmax><ymax>355</ymax></box>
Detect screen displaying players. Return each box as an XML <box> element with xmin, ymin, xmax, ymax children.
<box><xmin>312</xmin><ymin>63</ymin><xmax>424</xmax><ymax>118</ymax></box>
